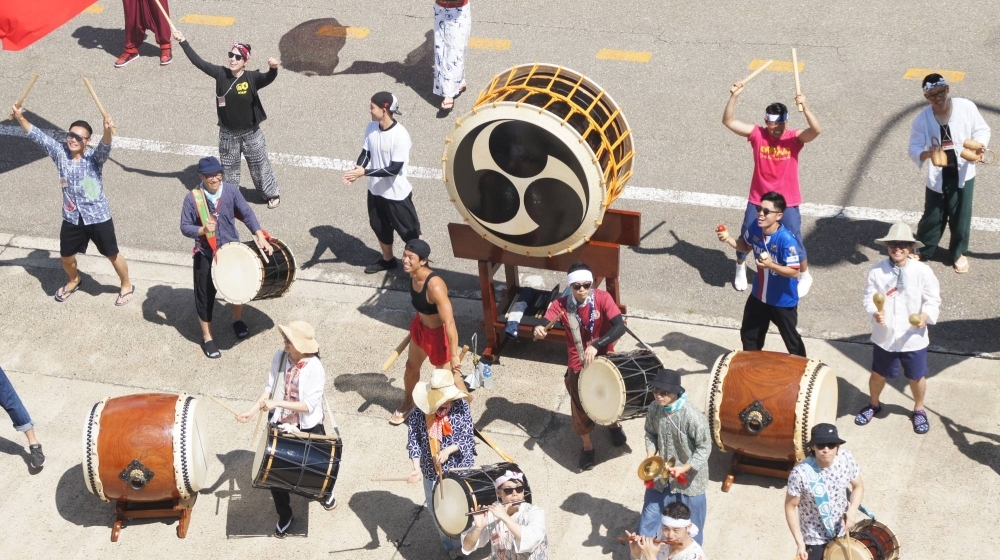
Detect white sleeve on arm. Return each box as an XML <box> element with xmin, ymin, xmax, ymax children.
<box><xmin>391</xmin><ymin>130</ymin><xmax>412</xmax><ymax>165</ymax></box>
<box><xmin>908</xmin><ymin>112</ymin><xmax>928</xmax><ymax>167</ymax></box>
<box><xmin>460</xmin><ymin>519</ymin><xmax>491</xmax><ymax>555</ymax></box>
<box><xmin>921</xmin><ymin>266</ymin><xmax>941</xmax><ymax>324</ymax></box>
<box><xmin>300</xmin><ymin>361</ymin><xmax>326</xmax><ymax>415</ymax></box>
<box><xmin>514</xmin><ymin>507</ymin><xmax>547</xmax><ymax>553</ymax></box>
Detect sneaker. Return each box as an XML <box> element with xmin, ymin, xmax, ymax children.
<box><xmin>579</xmin><ymin>448</ymin><xmax>596</xmax><ymax>471</ymax></box>
<box><xmin>364</xmin><ymin>258</ymin><xmax>398</xmax><ymax>274</ymax></box>
<box><xmin>115</xmin><ymin>50</ymin><xmax>139</xmax><ymax>68</ymax></box>
<box><xmin>797</xmin><ymin>270</ymin><xmax>813</xmax><ymax>298</ymax></box>
<box><xmin>159</xmin><ymin>45</ymin><xmax>173</xmax><ymax>66</ymax></box>
<box><xmin>734</xmin><ymin>262</ymin><xmax>748</xmax><ymax>291</ymax></box>
<box><xmin>609</xmin><ymin>425</ymin><xmax>627</xmax><ymax>447</ymax></box>
<box><xmin>29</xmin><ymin>444</ymin><xmax>45</xmax><ymax>469</ymax></box>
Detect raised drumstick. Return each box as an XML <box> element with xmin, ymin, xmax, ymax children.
<box><xmin>151</xmin><ymin>0</ymin><xmax>178</xmax><ymax>32</ymax></box>
<box><xmin>9</xmin><ymin>73</ymin><xmax>39</xmax><ymax>121</ymax></box>
<box><xmin>792</xmin><ymin>48</ymin><xmax>803</xmax><ymax>112</ymax></box>
<box><xmin>731</xmin><ymin>59</ymin><xmax>774</xmax><ymax>93</ymax></box>
<box><xmin>82</xmin><ymin>77</ymin><xmax>115</xmax><ymax>134</ymax></box>
<box><xmin>381</xmin><ymin>335</ymin><xmax>411</xmax><ymax>372</ymax></box>
<box><xmin>207</xmin><ymin>395</ymin><xmax>240</xmax><ymax>417</ymax></box>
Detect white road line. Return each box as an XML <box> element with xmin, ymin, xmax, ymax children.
<box><xmin>5</xmin><ymin>125</ymin><xmax>1000</xmax><ymax>232</ymax></box>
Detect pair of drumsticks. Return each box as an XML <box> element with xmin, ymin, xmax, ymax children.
<box><xmin>731</xmin><ymin>48</ymin><xmax>806</xmax><ymax>112</ymax></box>
<box><xmin>10</xmin><ymin>74</ymin><xmax>114</xmax><ymax>133</ymax></box>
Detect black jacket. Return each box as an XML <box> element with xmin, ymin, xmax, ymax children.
<box><xmin>179</xmin><ymin>40</ymin><xmax>277</xmax><ymax>128</ymax></box>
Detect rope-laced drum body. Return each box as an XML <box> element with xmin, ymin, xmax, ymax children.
<box><xmin>443</xmin><ymin>64</ymin><xmax>634</xmax><ymax>256</ymax></box>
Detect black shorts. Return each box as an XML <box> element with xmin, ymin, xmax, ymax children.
<box><xmin>60</xmin><ymin>217</ymin><xmax>119</xmax><ymax>258</ymax></box>
<box><xmin>367</xmin><ymin>191</ymin><xmax>421</xmax><ymax>245</ymax></box>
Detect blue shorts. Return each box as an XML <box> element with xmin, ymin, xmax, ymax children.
<box><xmin>871</xmin><ymin>345</ymin><xmax>928</xmax><ymax>380</ymax></box>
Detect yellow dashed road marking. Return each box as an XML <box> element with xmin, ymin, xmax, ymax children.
<box><xmin>596</xmin><ymin>49</ymin><xmax>651</xmax><ymax>63</ymax></box>
<box><xmin>315</xmin><ymin>25</ymin><xmax>370</xmax><ymax>39</ymax></box>
<box><xmin>468</xmin><ymin>37</ymin><xmax>510</xmax><ymax>51</ymax></box>
<box><xmin>179</xmin><ymin>14</ymin><xmax>236</xmax><ymax>27</ymax></box>
<box><xmin>749</xmin><ymin>59</ymin><xmax>804</xmax><ymax>73</ymax></box>
<box><xmin>904</xmin><ymin>68</ymin><xmax>965</xmax><ymax>82</ymax></box>
<box><xmin>84</xmin><ymin>4</ymin><xmax>105</xmax><ymax>14</ymax></box>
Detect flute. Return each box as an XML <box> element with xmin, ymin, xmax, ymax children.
<box><xmin>617</xmin><ymin>536</ymin><xmax>676</xmax><ymax>545</ymax></box>
<box><xmin>465</xmin><ymin>501</ymin><xmax>525</xmax><ymax>515</ymax></box>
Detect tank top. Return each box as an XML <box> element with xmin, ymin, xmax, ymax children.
<box><xmin>411</xmin><ymin>272</ymin><xmax>439</xmax><ymax>315</ymax></box>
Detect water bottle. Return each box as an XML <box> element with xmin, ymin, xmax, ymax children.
<box><xmin>481</xmin><ymin>363</ymin><xmax>493</xmax><ymax>389</ymax></box>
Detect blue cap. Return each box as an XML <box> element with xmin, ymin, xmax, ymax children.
<box><xmin>198</xmin><ymin>156</ymin><xmax>224</xmax><ymax>175</ymax></box>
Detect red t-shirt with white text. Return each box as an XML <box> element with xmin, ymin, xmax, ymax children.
<box><xmin>543</xmin><ymin>289</ymin><xmax>621</xmax><ymax>372</ymax></box>
<box><xmin>747</xmin><ymin>125</ymin><xmax>803</xmax><ymax>206</ymax></box>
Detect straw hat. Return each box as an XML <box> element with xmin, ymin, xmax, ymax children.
<box><xmin>413</xmin><ymin>369</ymin><xmax>468</xmax><ymax>413</ymax></box>
<box><xmin>875</xmin><ymin>223</ymin><xmax>924</xmax><ymax>249</ymax></box>
<box><xmin>277</xmin><ymin>321</ymin><xmax>319</xmax><ymax>354</ymax></box>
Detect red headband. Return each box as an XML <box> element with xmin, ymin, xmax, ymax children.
<box><xmin>231</xmin><ymin>42</ymin><xmax>250</xmax><ymax>62</ymax></box>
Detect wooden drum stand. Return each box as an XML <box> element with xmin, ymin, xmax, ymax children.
<box><xmin>448</xmin><ymin>208</ymin><xmax>641</xmax><ymax>361</ymax></box>
<box><xmin>111</xmin><ymin>495</ymin><xmax>197</xmax><ymax>542</ymax></box>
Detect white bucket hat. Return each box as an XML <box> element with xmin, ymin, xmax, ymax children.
<box><xmin>875</xmin><ymin>223</ymin><xmax>925</xmax><ymax>249</ymax></box>
<box><xmin>413</xmin><ymin>369</ymin><xmax>468</xmax><ymax>413</ymax></box>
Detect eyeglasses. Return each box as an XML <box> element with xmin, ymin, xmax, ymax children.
<box><xmin>227</xmin><ymin>52</ymin><xmax>245</xmax><ymax>61</ymax></box>
<box><xmin>886</xmin><ymin>242</ymin><xmax>911</xmax><ymax>249</ymax></box>
<box><xmin>924</xmin><ymin>88</ymin><xmax>947</xmax><ymax>101</ymax></box>
<box><xmin>814</xmin><ymin>443</ymin><xmax>838</xmax><ymax>450</ymax></box>
<box><xmin>571</xmin><ymin>282</ymin><xmax>592</xmax><ymax>291</ymax></box>
<box><xmin>67</xmin><ymin>131</ymin><xmax>90</xmax><ymax>143</ymax></box>
<box><xmin>754</xmin><ymin>205</ymin><xmax>780</xmax><ymax>217</ymax></box>
<box><xmin>501</xmin><ymin>486</ymin><xmax>525</xmax><ymax>496</ymax></box>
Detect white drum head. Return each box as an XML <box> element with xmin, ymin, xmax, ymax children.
<box><xmin>212</xmin><ymin>242</ymin><xmax>264</xmax><ymax>304</ymax></box>
<box><xmin>252</xmin><ymin>425</ymin><xmax>271</xmax><ymax>483</ymax></box>
<box><xmin>187</xmin><ymin>399</ymin><xmax>210</xmax><ymax>492</ymax></box>
<box><xmin>433</xmin><ymin>477</ymin><xmax>470</xmax><ymax>537</ymax></box>
<box><xmin>823</xmin><ymin>537</ymin><xmax>875</xmax><ymax>560</ymax></box>
<box><xmin>578</xmin><ymin>357</ymin><xmax>627</xmax><ymax>425</ymax></box>
<box><xmin>811</xmin><ymin>367</ymin><xmax>839</xmax><ymax>427</ymax></box>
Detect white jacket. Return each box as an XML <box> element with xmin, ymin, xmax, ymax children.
<box><xmin>264</xmin><ymin>351</ymin><xmax>326</xmax><ymax>430</ymax></box>
<box><xmin>908</xmin><ymin>97</ymin><xmax>990</xmax><ymax>193</ymax></box>
<box><xmin>862</xmin><ymin>259</ymin><xmax>941</xmax><ymax>352</ymax></box>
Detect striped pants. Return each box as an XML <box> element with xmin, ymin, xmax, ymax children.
<box><xmin>218</xmin><ymin>125</ymin><xmax>279</xmax><ymax>200</ymax></box>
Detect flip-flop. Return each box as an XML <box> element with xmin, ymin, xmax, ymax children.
<box><xmin>912</xmin><ymin>409</ymin><xmax>930</xmax><ymax>434</ymax></box>
<box><xmin>440</xmin><ymin>99</ymin><xmax>454</xmax><ymax>110</ymax></box>
<box><xmin>953</xmin><ymin>258</ymin><xmax>969</xmax><ymax>274</ymax></box>
<box><xmin>389</xmin><ymin>408</ymin><xmax>412</xmax><ymax>425</ymax></box>
<box><xmin>115</xmin><ymin>286</ymin><xmax>136</xmax><ymax>306</ymax></box>
<box><xmin>54</xmin><ymin>279</ymin><xmax>83</xmax><ymax>302</ymax></box>
<box><xmin>201</xmin><ymin>339</ymin><xmax>221</xmax><ymax>359</ymax></box>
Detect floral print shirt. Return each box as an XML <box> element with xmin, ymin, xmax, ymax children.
<box><xmin>407</xmin><ymin>399</ymin><xmax>476</xmax><ymax>479</ymax></box>
<box><xmin>787</xmin><ymin>450</ymin><xmax>861</xmax><ymax>545</ymax></box>
<box><xmin>27</xmin><ymin>126</ymin><xmax>112</xmax><ymax>225</ymax></box>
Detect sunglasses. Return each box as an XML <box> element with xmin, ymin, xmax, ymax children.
<box><xmin>887</xmin><ymin>241</ymin><xmax>911</xmax><ymax>249</ymax></box>
<box><xmin>227</xmin><ymin>52</ymin><xmax>245</xmax><ymax>61</ymax></box>
<box><xmin>754</xmin><ymin>205</ymin><xmax>780</xmax><ymax>217</ymax></box>
<box><xmin>500</xmin><ymin>486</ymin><xmax>525</xmax><ymax>496</ymax></box>
<box><xmin>813</xmin><ymin>443</ymin><xmax>839</xmax><ymax>450</ymax></box>
<box><xmin>651</xmin><ymin>389</ymin><xmax>672</xmax><ymax>397</ymax></box>
<box><xmin>571</xmin><ymin>282</ymin><xmax>592</xmax><ymax>291</ymax></box>
<box><xmin>67</xmin><ymin>131</ymin><xmax>90</xmax><ymax>143</ymax></box>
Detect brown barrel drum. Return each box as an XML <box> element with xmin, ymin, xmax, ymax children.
<box><xmin>82</xmin><ymin>393</ymin><xmax>209</xmax><ymax>502</ymax></box>
<box><xmin>705</xmin><ymin>350</ymin><xmax>838</xmax><ymax>462</ymax></box>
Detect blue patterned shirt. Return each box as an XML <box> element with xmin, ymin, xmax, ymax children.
<box><xmin>27</xmin><ymin>126</ymin><xmax>113</xmax><ymax>225</ymax></box>
<box><xmin>407</xmin><ymin>399</ymin><xmax>477</xmax><ymax>480</ymax></box>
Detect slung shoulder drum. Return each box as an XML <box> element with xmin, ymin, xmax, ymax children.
<box><xmin>705</xmin><ymin>350</ymin><xmax>838</xmax><ymax>462</ymax></box>
<box><xmin>212</xmin><ymin>238</ymin><xmax>296</xmax><ymax>305</ymax></box>
<box><xmin>442</xmin><ymin>63</ymin><xmax>635</xmax><ymax>256</ymax></box>
<box><xmin>432</xmin><ymin>462</ymin><xmax>532</xmax><ymax>538</ymax></box>
<box><xmin>578</xmin><ymin>349</ymin><xmax>662</xmax><ymax>425</ymax></box>
<box><xmin>82</xmin><ymin>393</ymin><xmax>209</xmax><ymax>503</ymax></box>
<box><xmin>252</xmin><ymin>427</ymin><xmax>343</xmax><ymax>502</ymax></box>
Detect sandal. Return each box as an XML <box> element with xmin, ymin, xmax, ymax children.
<box><xmin>440</xmin><ymin>98</ymin><xmax>454</xmax><ymax>110</ymax></box>
<box><xmin>273</xmin><ymin>515</ymin><xmax>293</xmax><ymax>538</ymax></box>
<box><xmin>115</xmin><ymin>285</ymin><xmax>136</xmax><ymax>306</ymax></box>
<box><xmin>267</xmin><ymin>197</ymin><xmax>280</xmax><ymax>209</ymax></box>
<box><xmin>389</xmin><ymin>408</ymin><xmax>412</xmax><ymax>425</ymax></box>
<box><xmin>233</xmin><ymin>320</ymin><xmax>249</xmax><ymax>340</ymax></box>
<box><xmin>54</xmin><ymin>279</ymin><xmax>83</xmax><ymax>302</ymax></box>
<box><xmin>912</xmin><ymin>409</ymin><xmax>930</xmax><ymax>434</ymax></box>
<box><xmin>953</xmin><ymin>257</ymin><xmax>969</xmax><ymax>274</ymax></box>
<box><xmin>854</xmin><ymin>403</ymin><xmax>882</xmax><ymax>426</ymax></box>
<box><xmin>201</xmin><ymin>339</ymin><xmax>221</xmax><ymax>359</ymax></box>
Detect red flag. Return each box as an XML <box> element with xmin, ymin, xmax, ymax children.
<box><xmin>0</xmin><ymin>0</ymin><xmax>97</xmax><ymax>51</ymax></box>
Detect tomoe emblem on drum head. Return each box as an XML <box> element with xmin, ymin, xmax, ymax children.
<box><xmin>452</xmin><ymin>119</ymin><xmax>590</xmax><ymax>247</ymax></box>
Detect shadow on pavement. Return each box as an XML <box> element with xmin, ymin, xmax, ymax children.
<box><xmin>561</xmin><ymin>492</ymin><xmax>639</xmax><ymax>559</ymax></box>
<box><xmin>141</xmin><ymin>284</ymin><xmax>275</xmax><ymax>348</ymax></box>
<box><xmin>335</xmin><ymin>30</ymin><xmax>447</xmax><ymax>112</ymax></box>
<box><xmin>0</xmin><ymin>435</ymin><xmax>31</xmax><ymax>471</ymax></box>
<box><xmin>476</xmin><ymin>396</ymin><xmax>581</xmax><ymax>472</ymax></box>
<box><xmin>0</xmin><ymin>249</ymin><xmax>117</xmax><ymax>298</ymax></box>
<box><xmin>0</xmin><ymin>112</ymin><xmax>65</xmax><ymax>174</ymax></box>
<box><xmin>940</xmin><ymin>415</ymin><xmax>1000</xmax><ymax>477</ymax></box>
<box><xmin>278</xmin><ymin>18</ymin><xmax>347</xmax><ymax>77</ymax></box>
<box><xmin>217</xmin><ymin>449</ymin><xmax>311</xmax><ymax>538</ymax></box>
<box><xmin>800</xmin><ymin>217</ymin><xmax>887</xmax><ymax>268</ymax></box>
<box><xmin>109</xmin><ymin>159</ymin><xmax>199</xmax><ymax>191</ymax></box>
<box><xmin>632</xmin><ymin>230</ymin><xmax>731</xmax><ymax>288</ymax></box>
<box><xmin>654</xmin><ymin>331</ymin><xmax>730</xmax><ymax>373</ymax></box>
<box><xmin>345</xmin><ymin>490</ymin><xmax>424</xmax><ymax>556</ymax></box>
<box><xmin>333</xmin><ymin>371</ymin><xmax>405</xmax><ymax>415</ymax></box>
<box><xmin>302</xmin><ymin>225</ymin><xmax>383</xmax><ymax>269</ymax></box>
<box><xmin>71</xmin><ymin>25</ymin><xmax>159</xmax><ymax>58</ymax></box>
<box><xmin>55</xmin><ymin>464</ymin><xmax>113</xmax><ymax>527</ymax></box>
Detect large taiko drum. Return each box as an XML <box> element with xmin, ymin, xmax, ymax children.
<box><xmin>823</xmin><ymin>520</ymin><xmax>900</xmax><ymax>560</ymax></box>
<box><xmin>82</xmin><ymin>393</ymin><xmax>209</xmax><ymax>502</ymax></box>
<box><xmin>212</xmin><ymin>238</ymin><xmax>296</xmax><ymax>305</ymax></box>
<box><xmin>705</xmin><ymin>350</ymin><xmax>838</xmax><ymax>462</ymax></box>
<box><xmin>432</xmin><ymin>462</ymin><xmax>532</xmax><ymax>538</ymax></box>
<box><xmin>442</xmin><ymin>63</ymin><xmax>635</xmax><ymax>256</ymax></box>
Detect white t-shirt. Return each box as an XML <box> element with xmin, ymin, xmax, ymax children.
<box><xmin>787</xmin><ymin>450</ymin><xmax>861</xmax><ymax>545</ymax></box>
<box><xmin>264</xmin><ymin>351</ymin><xmax>326</xmax><ymax>430</ymax></box>
<box><xmin>362</xmin><ymin>120</ymin><xmax>413</xmax><ymax>201</ymax></box>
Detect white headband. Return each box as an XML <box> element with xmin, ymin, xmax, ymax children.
<box><xmin>661</xmin><ymin>516</ymin><xmax>699</xmax><ymax>538</ymax></box>
<box><xmin>923</xmin><ymin>77</ymin><xmax>948</xmax><ymax>92</ymax></box>
<box><xmin>765</xmin><ymin>112</ymin><xmax>788</xmax><ymax>123</ymax></box>
<box><xmin>494</xmin><ymin>470</ymin><xmax>524</xmax><ymax>488</ymax></box>
<box><xmin>566</xmin><ymin>270</ymin><xmax>594</xmax><ymax>286</ymax></box>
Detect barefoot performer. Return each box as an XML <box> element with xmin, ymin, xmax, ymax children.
<box><xmin>390</xmin><ymin>240</ymin><xmax>470</xmax><ymax>425</ymax></box>
<box><xmin>9</xmin><ymin>104</ymin><xmax>135</xmax><ymax>306</ymax></box>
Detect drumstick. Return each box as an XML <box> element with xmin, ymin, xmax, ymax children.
<box><xmin>9</xmin><ymin>72</ymin><xmax>39</xmax><ymax>120</ymax></box>
<box><xmin>843</xmin><ymin>514</ymin><xmax>853</xmax><ymax>560</ymax></box>
<box><xmin>151</xmin><ymin>0</ymin><xmax>179</xmax><ymax>32</ymax></box>
<box><xmin>206</xmin><ymin>395</ymin><xmax>240</xmax><ymax>417</ymax></box>
<box><xmin>533</xmin><ymin>308</ymin><xmax>562</xmax><ymax>342</ymax></box>
<box><xmin>474</xmin><ymin>428</ymin><xmax>515</xmax><ymax>463</ymax></box>
<box><xmin>731</xmin><ymin>59</ymin><xmax>773</xmax><ymax>93</ymax></box>
<box><xmin>82</xmin><ymin>78</ymin><xmax>115</xmax><ymax>134</ymax></box>
<box><xmin>381</xmin><ymin>334</ymin><xmax>411</xmax><ymax>372</ymax></box>
<box><xmin>791</xmin><ymin>48</ymin><xmax>803</xmax><ymax>112</ymax></box>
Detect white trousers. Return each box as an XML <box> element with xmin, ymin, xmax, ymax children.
<box><xmin>433</xmin><ymin>4</ymin><xmax>472</xmax><ymax>98</ymax></box>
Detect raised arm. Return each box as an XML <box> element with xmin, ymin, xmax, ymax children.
<box><xmin>174</xmin><ymin>31</ymin><xmax>225</xmax><ymax>79</ymax></box>
<box><xmin>723</xmin><ymin>83</ymin><xmax>755</xmax><ymax>137</ymax></box>
<box><xmin>795</xmin><ymin>94</ymin><xmax>822</xmax><ymax>143</ymax></box>
<box><xmin>255</xmin><ymin>59</ymin><xmax>279</xmax><ymax>89</ymax></box>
